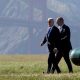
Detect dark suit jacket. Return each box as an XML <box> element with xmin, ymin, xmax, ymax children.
<box><xmin>42</xmin><ymin>26</ymin><xmax>61</xmax><ymax>49</ymax></box>
<box><xmin>60</xmin><ymin>24</ymin><xmax>72</xmax><ymax>51</ymax></box>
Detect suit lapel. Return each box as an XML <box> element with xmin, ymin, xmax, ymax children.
<box><xmin>61</xmin><ymin>25</ymin><xmax>65</xmax><ymax>33</ymax></box>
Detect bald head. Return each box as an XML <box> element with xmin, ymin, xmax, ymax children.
<box><xmin>56</xmin><ymin>17</ymin><xmax>64</xmax><ymax>26</ymax></box>
<box><xmin>48</xmin><ymin>18</ymin><xmax>54</xmax><ymax>27</ymax></box>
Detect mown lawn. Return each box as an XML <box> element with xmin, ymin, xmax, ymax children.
<box><xmin>0</xmin><ymin>54</ymin><xmax>80</xmax><ymax>80</ymax></box>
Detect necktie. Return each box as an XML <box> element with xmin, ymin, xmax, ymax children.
<box><xmin>47</xmin><ymin>28</ymin><xmax>51</xmax><ymax>37</ymax></box>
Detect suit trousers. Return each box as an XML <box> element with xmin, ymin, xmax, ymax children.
<box><xmin>52</xmin><ymin>50</ymin><xmax>73</xmax><ymax>73</ymax></box>
<box><xmin>47</xmin><ymin>45</ymin><xmax>61</xmax><ymax>73</ymax></box>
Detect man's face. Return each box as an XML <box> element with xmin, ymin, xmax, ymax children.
<box><xmin>57</xmin><ymin>19</ymin><xmax>64</xmax><ymax>26</ymax></box>
<box><xmin>48</xmin><ymin>20</ymin><xmax>54</xmax><ymax>27</ymax></box>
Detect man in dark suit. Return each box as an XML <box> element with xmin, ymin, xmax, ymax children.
<box><xmin>52</xmin><ymin>17</ymin><xmax>73</xmax><ymax>73</ymax></box>
<box><xmin>41</xmin><ymin>18</ymin><xmax>61</xmax><ymax>73</ymax></box>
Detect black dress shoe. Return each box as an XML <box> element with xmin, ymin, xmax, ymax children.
<box><xmin>43</xmin><ymin>71</ymin><xmax>50</xmax><ymax>74</ymax></box>
<box><xmin>69</xmin><ymin>71</ymin><xmax>73</xmax><ymax>73</ymax></box>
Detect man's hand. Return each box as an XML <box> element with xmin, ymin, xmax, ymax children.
<box><xmin>61</xmin><ymin>36</ymin><xmax>67</xmax><ymax>40</ymax></box>
<box><xmin>53</xmin><ymin>48</ymin><xmax>58</xmax><ymax>53</ymax></box>
<box><xmin>41</xmin><ymin>43</ymin><xmax>44</xmax><ymax>46</ymax></box>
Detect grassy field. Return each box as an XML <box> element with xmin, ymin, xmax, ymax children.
<box><xmin>0</xmin><ymin>54</ymin><xmax>80</xmax><ymax>80</ymax></box>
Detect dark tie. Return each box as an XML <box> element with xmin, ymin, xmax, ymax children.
<box><xmin>47</xmin><ymin>28</ymin><xmax>51</xmax><ymax>37</ymax></box>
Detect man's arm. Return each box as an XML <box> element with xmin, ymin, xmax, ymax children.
<box><xmin>61</xmin><ymin>36</ymin><xmax>67</xmax><ymax>40</ymax></box>
<box><xmin>65</xmin><ymin>26</ymin><xmax>70</xmax><ymax>41</ymax></box>
<box><xmin>61</xmin><ymin>26</ymin><xmax>70</xmax><ymax>40</ymax></box>
<box><xmin>41</xmin><ymin>36</ymin><xmax>47</xmax><ymax>46</ymax></box>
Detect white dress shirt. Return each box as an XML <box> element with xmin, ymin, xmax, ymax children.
<box><xmin>58</xmin><ymin>26</ymin><xmax>62</xmax><ymax>32</ymax></box>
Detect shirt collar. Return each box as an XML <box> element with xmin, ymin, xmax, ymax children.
<box><xmin>60</xmin><ymin>24</ymin><xmax>64</xmax><ymax>28</ymax></box>
<box><xmin>57</xmin><ymin>24</ymin><xmax>64</xmax><ymax>29</ymax></box>
<box><xmin>48</xmin><ymin>26</ymin><xmax>52</xmax><ymax>29</ymax></box>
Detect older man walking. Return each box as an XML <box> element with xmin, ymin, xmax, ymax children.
<box><xmin>41</xmin><ymin>18</ymin><xmax>61</xmax><ymax>73</ymax></box>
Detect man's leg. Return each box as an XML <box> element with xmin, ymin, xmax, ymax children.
<box><xmin>47</xmin><ymin>45</ymin><xmax>54</xmax><ymax>73</ymax></box>
<box><xmin>47</xmin><ymin>51</ymin><xmax>61</xmax><ymax>73</ymax></box>
<box><xmin>52</xmin><ymin>51</ymin><xmax>62</xmax><ymax>73</ymax></box>
<box><xmin>52</xmin><ymin>59</ymin><xmax>61</xmax><ymax>73</ymax></box>
<box><xmin>63</xmin><ymin>51</ymin><xmax>73</xmax><ymax>73</ymax></box>
<box><xmin>47</xmin><ymin>53</ymin><xmax>53</xmax><ymax>73</ymax></box>
<box><xmin>47</xmin><ymin>45</ymin><xmax>61</xmax><ymax>73</ymax></box>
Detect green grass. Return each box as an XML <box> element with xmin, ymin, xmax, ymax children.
<box><xmin>0</xmin><ymin>54</ymin><xmax>80</xmax><ymax>80</ymax></box>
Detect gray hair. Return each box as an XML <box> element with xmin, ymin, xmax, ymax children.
<box><xmin>48</xmin><ymin>18</ymin><xmax>54</xmax><ymax>22</ymax></box>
